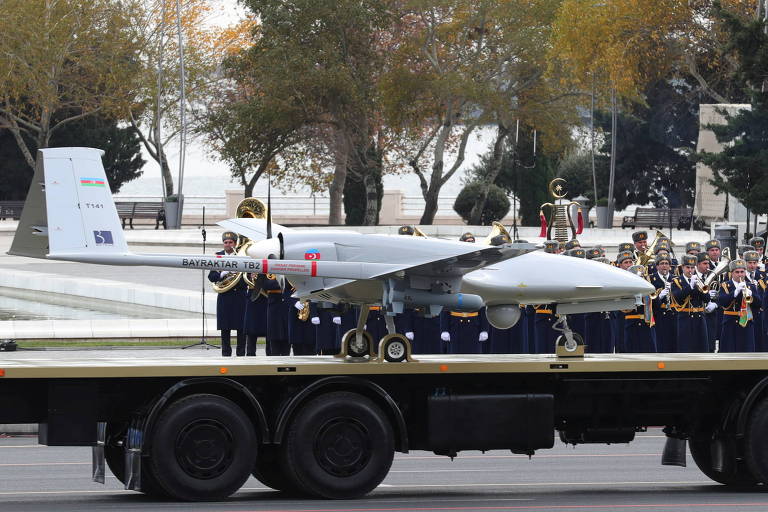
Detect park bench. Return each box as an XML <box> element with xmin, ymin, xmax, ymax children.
<box><xmin>115</xmin><ymin>201</ymin><xmax>166</xmax><ymax>229</ymax></box>
<box><xmin>622</xmin><ymin>207</ymin><xmax>693</xmax><ymax>230</ymax></box>
<box><xmin>0</xmin><ymin>201</ymin><xmax>25</xmax><ymax>220</ymax></box>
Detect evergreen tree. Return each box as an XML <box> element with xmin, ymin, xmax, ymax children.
<box><xmin>696</xmin><ymin>8</ymin><xmax>768</xmax><ymax>216</ymax></box>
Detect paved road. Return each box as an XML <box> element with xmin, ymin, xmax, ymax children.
<box><xmin>1</xmin><ymin>430</ymin><xmax>767</xmax><ymax>512</ymax></box>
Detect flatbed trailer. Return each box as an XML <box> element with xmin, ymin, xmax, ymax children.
<box><xmin>3</xmin><ymin>352</ymin><xmax>768</xmax><ymax>501</ymax></box>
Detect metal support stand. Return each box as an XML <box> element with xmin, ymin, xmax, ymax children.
<box><xmin>182</xmin><ymin>206</ymin><xmax>219</xmax><ymax>350</ymax></box>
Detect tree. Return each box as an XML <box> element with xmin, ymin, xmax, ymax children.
<box><xmin>697</xmin><ymin>7</ymin><xmax>768</xmax><ymax>217</ymax></box>
<box><xmin>383</xmin><ymin>0</ymin><xmax>563</xmax><ymax>225</ymax></box>
<box><xmin>0</xmin><ymin>0</ymin><xmax>143</xmax><ymax>172</ymax></box>
<box><xmin>453</xmin><ymin>182</ymin><xmax>509</xmax><ymax>225</ymax></box>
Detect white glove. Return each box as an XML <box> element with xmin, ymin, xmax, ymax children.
<box><xmin>293</xmin><ymin>301</ymin><xmax>305</xmax><ymax>310</ymax></box>
<box><xmin>441</xmin><ymin>331</ymin><xmax>450</xmax><ymax>342</ymax></box>
<box><xmin>310</xmin><ymin>316</ymin><xmax>320</xmax><ymax>325</ymax></box>
<box><xmin>745</xmin><ymin>286</ymin><xmax>753</xmax><ymax>297</ymax></box>
<box><xmin>332</xmin><ymin>316</ymin><xmax>341</xmax><ymax>325</ymax></box>
<box><xmin>709</xmin><ymin>289</ymin><xmax>718</xmax><ymax>299</ymax></box>
<box><xmin>690</xmin><ymin>275</ymin><xmax>698</xmax><ymax>286</ymax></box>
<box><xmin>219</xmin><ymin>270</ymin><xmax>230</xmax><ymax>277</ymax></box>
<box><xmin>659</xmin><ymin>288</ymin><xmax>669</xmax><ymax>299</ymax></box>
<box><xmin>478</xmin><ymin>331</ymin><xmax>488</xmax><ymax>342</ymax></box>
<box><xmin>405</xmin><ymin>332</ymin><xmax>414</xmax><ymax>341</ymax></box>
<box><xmin>705</xmin><ymin>302</ymin><xmax>717</xmax><ymax>313</ymax></box>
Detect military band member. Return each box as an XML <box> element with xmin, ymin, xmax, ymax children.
<box><xmin>440</xmin><ymin>308</ymin><xmax>488</xmax><ymax>354</ymax></box>
<box><xmin>632</xmin><ymin>231</ymin><xmax>649</xmax><ymax>258</ymax></box>
<box><xmin>610</xmin><ymin>252</ymin><xmax>635</xmax><ymax>350</ymax></box>
<box><xmin>670</xmin><ymin>255</ymin><xmax>710</xmax><ymax>352</ymax></box>
<box><xmin>621</xmin><ymin>262</ymin><xmax>657</xmax><ymax>353</ymax></box>
<box><xmin>243</xmin><ymin>280</ymin><xmax>266</xmax><ymax>356</ymax></box>
<box><xmin>650</xmin><ymin>254</ymin><xmax>677</xmax><ymax>352</ymax></box>
<box><xmin>696</xmin><ymin>253</ymin><xmax>719</xmax><ymax>352</ymax></box>
<box><xmin>618</xmin><ymin>242</ymin><xmax>634</xmax><ymax>254</ymax></box>
<box><xmin>207</xmin><ymin>231</ymin><xmax>248</xmax><ymax>357</ymax></box>
<box><xmin>718</xmin><ymin>259</ymin><xmax>762</xmax><ymax>353</ymax></box>
<box><xmin>585</xmin><ymin>248</ymin><xmax>601</xmax><ymax>260</ymax></box>
<box><xmin>487</xmin><ymin>305</ymin><xmax>528</xmax><ymax>354</ymax></box>
<box><xmin>398</xmin><ymin>225</ymin><xmax>415</xmax><ymax>236</ymax></box>
<box><xmin>705</xmin><ymin>240</ymin><xmax>723</xmax><ymax>271</ymax></box>
<box><xmin>744</xmin><ymin>250</ymin><xmax>767</xmax><ymax>351</ymax></box>
<box><xmin>686</xmin><ymin>241</ymin><xmax>701</xmax><ymax>255</ymax></box>
<box><xmin>285</xmin><ymin>282</ymin><xmax>316</xmax><ymax>356</ymax></box>
<box><xmin>459</xmin><ymin>232</ymin><xmax>476</xmax><ymax>243</ymax></box>
<box><xmin>749</xmin><ymin>236</ymin><xmax>766</xmax><ymax>268</ymax></box>
<box><xmin>543</xmin><ymin>240</ymin><xmax>559</xmax><ymax>254</ymax></box>
<box><xmin>565</xmin><ymin>249</ymin><xmax>587</xmax><ymax>340</ymax></box>
<box><xmin>260</xmin><ymin>273</ymin><xmax>290</xmax><ymax>356</ymax></box>
<box><xmin>564</xmin><ymin>239</ymin><xmax>580</xmax><ymax>251</ymax></box>
<box><xmin>315</xmin><ymin>307</ymin><xmax>346</xmax><ymax>355</ymax></box>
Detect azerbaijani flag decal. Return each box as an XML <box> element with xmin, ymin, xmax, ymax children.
<box><xmin>304</xmin><ymin>249</ymin><xmax>320</xmax><ymax>260</ymax></box>
<box><xmin>80</xmin><ymin>177</ymin><xmax>106</xmax><ymax>187</ymax></box>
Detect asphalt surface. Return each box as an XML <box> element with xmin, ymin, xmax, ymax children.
<box><xmin>1</xmin><ymin>430</ymin><xmax>768</xmax><ymax>512</ymax></box>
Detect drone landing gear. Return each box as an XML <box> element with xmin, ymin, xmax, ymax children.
<box><xmin>336</xmin><ymin>305</ymin><xmax>414</xmax><ymax>362</ymax></box>
<box><xmin>552</xmin><ymin>315</ymin><xmax>584</xmax><ymax>358</ymax></box>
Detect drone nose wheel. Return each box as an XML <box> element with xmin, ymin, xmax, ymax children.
<box><xmin>377</xmin><ymin>334</ymin><xmax>413</xmax><ymax>363</ymax></box>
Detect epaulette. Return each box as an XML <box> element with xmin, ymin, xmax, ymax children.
<box><xmin>673</xmin><ymin>278</ymin><xmax>682</xmax><ymax>289</ymax></box>
<box><xmin>722</xmin><ymin>282</ymin><xmax>729</xmax><ymax>293</ymax></box>
<box><xmin>760</xmin><ymin>279</ymin><xmax>767</xmax><ymax>291</ymax></box>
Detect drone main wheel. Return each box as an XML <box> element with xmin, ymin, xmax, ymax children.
<box><xmin>341</xmin><ymin>329</ymin><xmax>373</xmax><ymax>358</ymax></box>
<box><xmin>379</xmin><ymin>334</ymin><xmax>410</xmax><ymax>363</ymax></box>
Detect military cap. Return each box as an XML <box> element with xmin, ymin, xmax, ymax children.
<box><xmin>564</xmin><ymin>239</ymin><xmax>581</xmax><ymax>250</ymax></box>
<box><xmin>655</xmin><ymin>249</ymin><xmax>670</xmax><ymax>259</ymax></box>
<box><xmin>705</xmin><ymin>239</ymin><xmax>720</xmax><ymax>250</ymax></box>
<box><xmin>595</xmin><ymin>257</ymin><xmax>611</xmax><ymax>265</ymax></box>
<box><xmin>738</xmin><ymin>244</ymin><xmax>755</xmax><ymax>255</ymax></box>
<box><xmin>749</xmin><ymin>236</ymin><xmax>765</xmax><ymax>249</ymax></box>
<box><xmin>729</xmin><ymin>259</ymin><xmax>747</xmax><ymax>271</ymax></box>
<box><xmin>681</xmin><ymin>254</ymin><xmax>697</xmax><ymax>267</ymax></box>
<box><xmin>744</xmin><ymin>250</ymin><xmax>760</xmax><ymax>262</ymax></box>
<box><xmin>566</xmin><ymin>248</ymin><xmax>586</xmax><ymax>258</ymax></box>
<box><xmin>489</xmin><ymin>234</ymin><xmax>511</xmax><ymax>246</ymax></box>
<box><xmin>616</xmin><ymin>251</ymin><xmax>634</xmax><ymax>265</ymax></box>
<box><xmin>459</xmin><ymin>232</ymin><xmax>476</xmax><ymax>242</ymax></box>
<box><xmin>696</xmin><ymin>253</ymin><xmax>710</xmax><ymax>264</ymax></box>
<box><xmin>655</xmin><ymin>254</ymin><xmax>672</xmax><ymax>265</ymax></box>
<box><xmin>632</xmin><ymin>231</ymin><xmax>648</xmax><ymax>242</ymax></box>
<box><xmin>543</xmin><ymin>240</ymin><xmax>558</xmax><ymax>253</ymax></box>
<box><xmin>585</xmin><ymin>248</ymin><xmax>601</xmax><ymax>260</ymax></box>
<box><xmin>685</xmin><ymin>241</ymin><xmax>701</xmax><ymax>253</ymax></box>
<box><xmin>655</xmin><ymin>241</ymin><xmax>671</xmax><ymax>254</ymax></box>
<box><xmin>398</xmin><ymin>225</ymin><xmax>415</xmax><ymax>236</ymax></box>
<box><xmin>618</xmin><ymin>242</ymin><xmax>634</xmax><ymax>252</ymax></box>
<box><xmin>222</xmin><ymin>231</ymin><xmax>238</xmax><ymax>242</ymax></box>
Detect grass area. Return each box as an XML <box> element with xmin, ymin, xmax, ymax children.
<box><xmin>14</xmin><ymin>337</ymin><xmax>266</xmax><ymax>349</ymax></box>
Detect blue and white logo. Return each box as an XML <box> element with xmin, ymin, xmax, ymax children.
<box><xmin>94</xmin><ymin>230</ymin><xmax>114</xmax><ymax>245</ymax></box>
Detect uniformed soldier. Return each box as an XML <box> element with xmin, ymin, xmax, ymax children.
<box><xmin>400</xmin><ymin>309</ymin><xmax>442</xmax><ymax>354</ymax></box>
<box><xmin>487</xmin><ymin>305</ymin><xmax>527</xmax><ymax>354</ymax></box>
<box><xmin>398</xmin><ymin>225</ymin><xmax>415</xmax><ymax>236</ymax></box>
<box><xmin>285</xmin><ymin>283</ymin><xmax>316</xmax><ymax>355</ymax></box>
<box><xmin>243</xmin><ymin>280</ymin><xmax>267</xmax><ymax>356</ymax></box>
<box><xmin>632</xmin><ymin>231</ymin><xmax>649</xmax><ymax>258</ymax></box>
<box><xmin>718</xmin><ymin>259</ymin><xmax>762</xmax><ymax>353</ymax></box>
<box><xmin>440</xmin><ymin>308</ymin><xmax>488</xmax><ymax>354</ymax></box>
<box><xmin>621</xmin><ymin>263</ymin><xmax>657</xmax><ymax>353</ymax></box>
<box><xmin>696</xmin><ymin>253</ymin><xmax>719</xmax><ymax>352</ymax></box>
<box><xmin>650</xmin><ymin>254</ymin><xmax>677</xmax><ymax>352</ymax></box>
<box><xmin>543</xmin><ymin>240</ymin><xmax>559</xmax><ymax>254</ymax></box>
<box><xmin>618</xmin><ymin>242</ymin><xmax>634</xmax><ymax>253</ymax></box>
<box><xmin>459</xmin><ymin>232</ymin><xmax>476</xmax><ymax>243</ymax></box>
<box><xmin>585</xmin><ymin>248</ymin><xmax>601</xmax><ymax>260</ymax></box>
<box><xmin>564</xmin><ymin>239</ymin><xmax>580</xmax><ymax>251</ymax></box>
<box><xmin>365</xmin><ymin>306</ymin><xmax>389</xmax><ymax>346</ymax></box>
<box><xmin>670</xmin><ymin>254</ymin><xmax>710</xmax><ymax>352</ymax></box>
<box><xmin>749</xmin><ymin>236</ymin><xmax>766</xmax><ymax>268</ymax></box>
<box><xmin>705</xmin><ymin>240</ymin><xmax>723</xmax><ymax>270</ymax></box>
<box><xmin>610</xmin><ymin>252</ymin><xmax>635</xmax><ymax>350</ymax></box>
<box><xmin>207</xmin><ymin>231</ymin><xmax>248</xmax><ymax>357</ymax></box>
<box><xmin>260</xmin><ymin>273</ymin><xmax>290</xmax><ymax>356</ymax></box>
<box><xmin>564</xmin><ymin>249</ymin><xmax>587</xmax><ymax>341</ymax></box>
<box><xmin>583</xmin><ymin>248</ymin><xmax>612</xmax><ymax>352</ymax></box>
<box><xmin>744</xmin><ymin>250</ymin><xmax>767</xmax><ymax>351</ymax></box>
<box><xmin>686</xmin><ymin>241</ymin><xmax>702</xmax><ymax>255</ymax></box>
<box><xmin>315</xmin><ymin>307</ymin><xmax>347</xmax><ymax>355</ymax></box>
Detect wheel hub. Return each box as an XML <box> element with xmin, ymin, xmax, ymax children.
<box><xmin>175</xmin><ymin>419</ymin><xmax>234</xmax><ymax>479</ymax></box>
<box><xmin>314</xmin><ymin>418</ymin><xmax>371</xmax><ymax>477</ymax></box>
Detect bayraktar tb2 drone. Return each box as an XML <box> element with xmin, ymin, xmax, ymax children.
<box><xmin>9</xmin><ymin>148</ymin><xmax>653</xmax><ymax>361</ymax></box>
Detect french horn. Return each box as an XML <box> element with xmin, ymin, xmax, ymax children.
<box><xmin>483</xmin><ymin>221</ymin><xmax>512</xmax><ymax>245</ymax></box>
<box><xmin>211</xmin><ymin>197</ymin><xmax>268</xmax><ymax>293</ymax></box>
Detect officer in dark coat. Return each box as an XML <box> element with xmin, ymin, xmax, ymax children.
<box><xmin>487</xmin><ymin>305</ymin><xmax>527</xmax><ymax>354</ymax></box>
<box><xmin>284</xmin><ymin>282</ymin><xmax>316</xmax><ymax>356</ymax></box>
<box><xmin>744</xmin><ymin>251</ymin><xmax>767</xmax><ymax>351</ymax></box>
<box><xmin>260</xmin><ymin>274</ymin><xmax>290</xmax><ymax>355</ymax></box>
<box><xmin>670</xmin><ymin>254</ymin><xmax>710</xmax><ymax>352</ymax></box>
<box><xmin>649</xmin><ymin>254</ymin><xmax>677</xmax><ymax>352</ymax></box>
<box><xmin>695</xmin><ymin>253</ymin><xmax>719</xmax><ymax>352</ymax></box>
<box><xmin>207</xmin><ymin>231</ymin><xmax>248</xmax><ymax>357</ymax></box>
<box><xmin>313</xmin><ymin>307</ymin><xmax>344</xmax><ymax>355</ymax></box>
<box><xmin>400</xmin><ymin>309</ymin><xmax>443</xmax><ymax>354</ymax></box>
<box><xmin>440</xmin><ymin>308</ymin><xmax>488</xmax><ymax>354</ymax></box>
<box><xmin>718</xmin><ymin>259</ymin><xmax>762</xmax><ymax>353</ymax></box>
<box><xmin>621</xmin><ymin>261</ymin><xmax>657</xmax><ymax>353</ymax></box>
<box><xmin>610</xmin><ymin>252</ymin><xmax>635</xmax><ymax>350</ymax></box>
<box><xmin>749</xmin><ymin>236</ymin><xmax>766</xmax><ymax>266</ymax></box>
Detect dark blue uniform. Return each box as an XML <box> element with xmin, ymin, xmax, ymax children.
<box><xmin>650</xmin><ymin>272</ymin><xmax>677</xmax><ymax>352</ymax></box>
<box><xmin>207</xmin><ymin>251</ymin><xmax>247</xmax><ymax>356</ymax></box>
<box><xmin>488</xmin><ymin>306</ymin><xmax>527</xmax><ymax>354</ymax></box>
<box><xmin>262</xmin><ymin>275</ymin><xmax>289</xmax><ymax>356</ymax></box>
<box><xmin>365</xmin><ymin>307</ymin><xmax>389</xmax><ymax>345</ymax></box>
<box><xmin>533</xmin><ymin>305</ymin><xmax>558</xmax><ymax>354</ymax></box>
<box><xmin>315</xmin><ymin>308</ymin><xmax>343</xmax><ymax>355</ymax></box>
<box><xmin>440</xmin><ymin>310</ymin><xmax>486</xmax><ymax>354</ymax></box>
<box><xmin>670</xmin><ymin>275</ymin><xmax>709</xmax><ymax>352</ymax></box>
<box><xmin>622</xmin><ymin>306</ymin><xmax>657</xmax><ymax>353</ymax></box>
<box><xmin>718</xmin><ymin>279</ymin><xmax>762</xmax><ymax>353</ymax></box>
<box><xmin>285</xmin><ymin>287</ymin><xmax>316</xmax><ymax>356</ymax></box>
<box><xmin>584</xmin><ymin>311</ymin><xmax>613</xmax><ymax>353</ymax></box>
<box><xmin>243</xmin><ymin>289</ymin><xmax>267</xmax><ymax>356</ymax></box>
<box><xmin>399</xmin><ymin>310</ymin><xmax>443</xmax><ymax>354</ymax></box>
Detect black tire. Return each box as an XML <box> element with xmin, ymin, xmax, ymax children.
<box><xmin>148</xmin><ymin>394</ymin><xmax>257</xmax><ymax>501</ymax></box>
<box><xmin>745</xmin><ymin>398</ymin><xmax>768</xmax><ymax>485</ymax></box>
<box><xmin>344</xmin><ymin>330</ymin><xmax>373</xmax><ymax>358</ymax></box>
<box><xmin>381</xmin><ymin>335</ymin><xmax>408</xmax><ymax>363</ymax></box>
<box><xmin>690</xmin><ymin>432</ymin><xmax>757</xmax><ymax>486</ymax></box>
<box><xmin>252</xmin><ymin>445</ymin><xmax>299</xmax><ymax>493</ymax></box>
<box><xmin>281</xmin><ymin>391</ymin><xmax>394</xmax><ymax>499</ymax></box>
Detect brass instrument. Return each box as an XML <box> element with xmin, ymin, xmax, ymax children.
<box><xmin>211</xmin><ymin>198</ymin><xmax>268</xmax><ymax>293</ymax></box>
<box><xmin>297</xmin><ymin>299</ymin><xmax>311</xmax><ymax>321</ymax></box>
<box><xmin>483</xmin><ymin>221</ymin><xmax>512</xmax><ymax>245</ymax></box>
<box><xmin>634</xmin><ymin>229</ymin><xmax>666</xmax><ymax>267</ymax></box>
<box><xmin>700</xmin><ymin>255</ymin><xmax>731</xmax><ymax>293</ymax></box>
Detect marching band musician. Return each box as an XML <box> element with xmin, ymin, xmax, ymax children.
<box><xmin>207</xmin><ymin>231</ymin><xmax>248</xmax><ymax>357</ymax></box>
<box><xmin>718</xmin><ymin>259</ymin><xmax>762</xmax><ymax>353</ymax></box>
<box><xmin>744</xmin><ymin>251</ymin><xmax>767</xmax><ymax>351</ymax></box>
<box><xmin>610</xmin><ymin>252</ymin><xmax>635</xmax><ymax>351</ymax></box>
<box><xmin>260</xmin><ymin>273</ymin><xmax>290</xmax><ymax>356</ymax></box>
<box><xmin>585</xmin><ymin>248</ymin><xmax>613</xmax><ymax>353</ymax></box>
<box><xmin>650</xmin><ymin>254</ymin><xmax>677</xmax><ymax>352</ymax></box>
<box><xmin>285</xmin><ymin>281</ymin><xmax>317</xmax><ymax>356</ymax></box>
<box><xmin>632</xmin><ymin>231</ymin><xmax>649</xmax><ymax>259</ymax></box>
<box><xmin>749</xmin><ymin>236</ymin><xmax>766</xmax><ymax>269</ymax></box>
<box><xmin>696</xmin><ymin>253</ymin><xmax>719</xmax><ymax>352</ymax></box>
<box><xmin>543</xmin><ymin>240</ymin><xmax>559</xmax><ymax>254</ymax></box>
<box><xmin>242</xmin><ymin>279</ymin><xmax>266</xmax><ymax>356</ymax></box>
<box><xmin>670</xmin><ymin>254</ymin><xmax>711</xmax><ymax>352</ymax></box>
<box><xmin>678</xmin><ymin>242</ymin><xmax>702</xmax><ymax>276</ymax></box>
<box><xmin>705</xmin><ymin>239</ymin><xmax>723</xmax><ymax>271</ymax></box>
<box><xmin>621</xmin><ymin>262</ymin><xmax>657</xmax><ymax>353</ymax></box>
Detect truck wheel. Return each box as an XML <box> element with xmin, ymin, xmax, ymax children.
<box><xmin>281</xmin><ymin>391</ymin><xmax>394</xmax><ymax>498</ymax></box>
<box><xmin>745</xmin><ymin>398</ymin><xmax>768</xmax><ymax>485</ymax></box>
<box><xmin>148</xmin><ymin>394</ymin><xmax>257</xmax><ymax>501</ymax></box>
<box><xmin>252</xmin><ymin>445</ymin><xmax>299</xmax><ymax>493</ymax></box>
<box><xmin>690</xmin><ymin>434</ymin><xmax>757</xmax><ymax>486</ymax></box>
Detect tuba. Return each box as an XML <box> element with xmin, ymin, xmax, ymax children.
<box><xmin>700</xmin><ymin>254</ymin><xmax>731</xmax><ymax>293</ymax></box>
<box><xmin>634</xmin><ymin>230</ymin><xmax>666</xmax><ymax>267</ymax></box>
<box><xmin>297</xmin><ymin>299</ymin><xmax>311</xmax><ymax>321</ymax></box>
<box><xmin>483</xmin><ymin>221</ymin><xmax>512</xmax><ymax>245</ymax></box>
<box><xmin>211</xmin><ymin>198</ymin><xmax>268</xmax><ymax>293</ymax></box>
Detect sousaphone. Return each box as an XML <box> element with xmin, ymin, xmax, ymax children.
<box><xmin>211</xmin><ymin>197</ymin><xmax>268</xmax><ymax>293</ymax></box>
